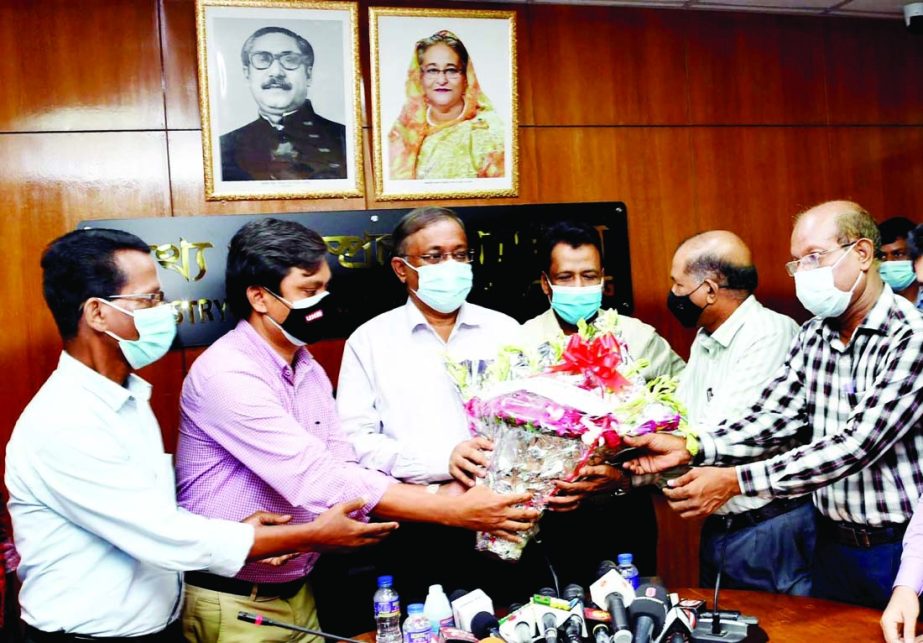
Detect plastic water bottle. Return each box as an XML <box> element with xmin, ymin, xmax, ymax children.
<box><xmin>402</xmin><ymin>603</ymin><xmax>432</xmax><ymax>643</ymax></box>
<box><xmin>423</xmin><ymin>584</ymin><xmax>455</xmax><ymax>632</ymax></box>
<box><xmin>617</xmin><ymin>552</ymin><xmax>640</xmax><ymax>590</ymax></box>
<box><xmin>374</xmin><ymin>575</ymin><xmax>402</xmax><ymax>643</ymax></box>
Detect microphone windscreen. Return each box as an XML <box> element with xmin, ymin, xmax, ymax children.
<box><xmin>450</xmin><ymin>589</ymin><xmax>470</xmax><ymax>603</ymax></box>
<box><xmin>538</xmin><ymin>587</ymin><xmax>558</xmax><ymax>598</ymax></box>
<box><xmin>597</xmin><ymin>560</ymin><xmax>618</xmax><ymax>578</ymax></box>
<box><xmin>470</xmin><ymin>612</ymin><xmax>499</xmax><ymax>639</ymax></box>
<box><xmin>562</xmin><ymin>584</ymin><xmax>585</xmax><ymax>603</ymax></box>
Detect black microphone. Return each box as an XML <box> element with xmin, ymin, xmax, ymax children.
<box><xmin>595</xmin><ymin>561</ymin><xmax>631</xmax><ymax>643</ymax></box>
<box><xmin>449</xmin><ymin>589</ymin><xmax>470</xmax><ymax>603</ymax></box>
<box><xmin>592</xmin><ymin>622</ymin><xmax>612</xmax><ymax>643</ymax></box>
<box><xmin>237</xmin><ymin>612</ymin><xmax>366</xmax><ymax>643</ymax></box>
<box><xmin>627</xmin><ymin>583</ymin><xmax>669</xmax><ymax>643</ymax></box>
<box><xmin>562</xmin><ymin>584</ymin><xmax>586</xmax><ymax>643</ymax></box>
<box><xmin>542</xmin><ymin>610</ymin><xmax>559</xmax><ymax>643</ymax></box>
<box><xmin>539</xmin><ymin>586</ymin><xmax>559</xmax><ymax>598</ymax></box>
<box><xmin>471</xmin><ymin>612</ymin><xmax>501</xmax><ymax>639</ymax></box>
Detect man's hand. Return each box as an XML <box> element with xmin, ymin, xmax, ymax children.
<box><xmin>622</xmin><ymin>433</ymin><xmax>693</xmax><ymax>475</ymax></box>
<box><xmin>448</xmin><ymin>485</ymin><xmax>539</xmax><ymax>542</ymax></box>
<box><xmin>449</xmin><ymin>437</ymin><xmax>493</xmax><ymax>487</ymax></box>
<box><xmin>882</xmin><ymin>585</ymin><xmax>920</xmax><ymax>643</ymax></box>
<box><xmin>662</xmin><ymin>467</ymin><xmax>740</xmax><ymax>519</ymax></box>
<box><xmin>242</xmin><ymin>511</ymin><xmax>300</xmax><ymax>565</ymax></box>
<box><xmin>308</xmin><ymin>499</ymin><xmax>399</xmax><ymax>552</ymax></box>
<box><xmin>546</xmin><ymin>464</ymin><xmax>627</xmax><ymax>513</ymax></box>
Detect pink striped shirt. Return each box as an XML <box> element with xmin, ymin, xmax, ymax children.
<box><xmin>176</xmin><ymin>320</ymin><xmax>392</xmax><ymax>583</ymax></box>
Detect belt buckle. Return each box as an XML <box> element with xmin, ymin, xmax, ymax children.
<box><xmin>848</xmin><ymin>526</ymin><xmax>872</xmax><ymax>548</ymax></box>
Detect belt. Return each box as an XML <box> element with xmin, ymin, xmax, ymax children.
<box><xmin>816</xmin><ymin>513</ymin><xmax>908</xmax><ymax>549</ymax></box>
<box><xmin>184</xmin><ymin>570</ymin><xmax>306</xmax><ymax>600</ymax></box>
<box><xmin>706</xmin><ymin>496</ymin><xmax>811</xmax><ymax>534</ymax></box>
<box><xmin>25</xmin><ymin>621</ymin><xmax>181</xmax><ymax>642</ymax></box>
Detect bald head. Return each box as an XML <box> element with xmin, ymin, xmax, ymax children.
<box><xmin>674</xmin><ymin>230</ymin><xmax>758</xmax><ymax>298</ymax></box>
<box><xmin>793</xmin><ymin>200</ymin><xmax>881</xmax><ymax>256</ymax></box>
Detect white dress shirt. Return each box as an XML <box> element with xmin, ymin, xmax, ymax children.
<box><xmin>676</xmin><ymin>296</ymin><xmax>799</xmax><ymax>514</ymax></box>
<box><xmin>520</xmin><ymin>307</ymin><xmax>685</xmax><ymax>382</ymax></box>
<box><xmin>337</xmin><ymin>299</ymin><xmax>520</xmax><ymax>483</ymax></box>
<box><xmin>5</xmin><ymin>352</ymin><xmax>253</xmax><ymax>637</ymax></box>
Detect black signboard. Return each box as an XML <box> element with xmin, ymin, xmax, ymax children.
<box><xmin>81</xmin><ymin>202</ymin><xmax>631</xmax><ymax>347</ymax></box>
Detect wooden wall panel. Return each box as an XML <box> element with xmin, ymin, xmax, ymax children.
<box><xmin>0</xmin><ymin>0</ymin><xmax>164</xmax><ymax>132</ymax></box>
<box><xmin>689</xmin><ymin>127</ymin><xmax>834</xmax><ymax>322</ymax></box>
<box><xmin>826</xmin><ymin>127</ymin><xmax>923</xmax><ymax>220</ymax></box>
<box><xmin>0</xmin><ymin>131</ymin><xmax>172</xmax><ymax>470</ymax></box>
<box><xmin>825</xmin><ymin>19</ymin><xmax>923</xmax><ymax>125</ymax></box>
<box><xmin>526</xmin><ymin>6</ymin><xmax>689</xmax><ymax>126</ymax></box>
<box><xmin>161</xmin><ymin>0</ymin><xmax>202</xmax><ymax>130</ymax></box>
<box><xmin>686</xmin><ymin>13</ymin><xmax>828</xmax><ymax>125</ymax></box>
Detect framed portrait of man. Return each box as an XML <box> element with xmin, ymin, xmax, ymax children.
<box><xmin>196</xmin><ymin>0</ymin><xmax>363</xmax><ymax>200</ymax></box>
<box><xmin>369</xmin><ymin>8</ymin><xmax>519</xmax><ymax>201</ymax></box>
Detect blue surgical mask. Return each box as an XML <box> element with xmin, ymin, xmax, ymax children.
<box><xmin>402</xmin><ymin>259</ymin><xmax>473</xmax><ymax>314</ymax></box>
<box><xmin>548</xmin><ymin>282</ymin><xmax>603</xmax><ymax>325</ymax></box>
<box><xmin>99</xmin><ymin>299</ymin><xmax>177</xmax><ymax>369</ymax></box>
<box><xmin>879</xmin><ymin>260</ymin><xmax>916</xmax><ymax>292</ymax></box>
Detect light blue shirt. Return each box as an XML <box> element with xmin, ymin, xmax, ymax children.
<box><xmin>338</xmin><ymin>300</ymin><xmax>520</xmax><ymax>483</ymax></box>
<box><xmin>5</xmin><ymin>352</ymin><xmax>252</xmax><ymax>636</ymax></box>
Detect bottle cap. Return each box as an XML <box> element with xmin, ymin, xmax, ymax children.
<box><xmin>617</xmin><ymin>553</ymin><xmax>633</xmax><ymax>566</ymax></box>
<box><xmin>428</xmin><ymin>584</ymin><xmax>444</xmax><ymax>595</ymax></box>
<box><xmin>408</xmin><ymin>603</ymin><xmax>425</xmax><ymax>614</ymax></box>
<box><xmin>377</xmin><ymin>575</ymin><xmax>394</xmax><ymax>588</ymax></box>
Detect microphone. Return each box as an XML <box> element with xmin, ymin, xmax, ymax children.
<box><xmin>654</xmin><ymin>607</ymin><xmax>694</xmax><ymax>643</ymax></box>
<box><xmin>498</xmin><ymin>603</ymin><xmax>535</xmax><ymax>643</ymax></box>
<box><xmin>561</xmin><ymin>584</ymin><xmax>587</xmax><ymax>643</ymax></box>
<box><xmin>592</xmin><ymin>622</ymin><xmax>612</xmax><ymax>643</ymax></box>
<box><xmin>471</xmin><ymin>612</ymin><xmax>501</xmax><ymax>640</ymax></box>
<box><xmin>589</xmin><ymin>561</ymin><xmax>634</xmax><ymax>643</ymax></box>
<box><xmin>628</xmin><ymin>583</ymin><xmax>669</xmax><ymax>643</ymax></box>
<box><xmin>538</xmin><ymin>586</ymin><xmax>558</xmax><ymax>598</ymax></box>
<box><xmin>237</xmin><ymin>612</ymin><xmax>365</xmax><ymax>643</ymax></box>
<box><xmin>542</xmin><ymin>610</ymin><xmax>559</xmax><ymax>643</ymax></box>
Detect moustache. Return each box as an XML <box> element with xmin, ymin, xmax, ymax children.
<box><xmin>261</xmin><ymin>78</ymin><xmax>293</xmax><ymax>90</ymax></box>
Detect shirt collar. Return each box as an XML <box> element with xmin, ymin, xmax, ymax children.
<box><xmin>403</xmin><ymin>298</ymin><xmax>480</xmax><ymax>334</ymax></box>
<box><xmin>818</xmin><ymin>283</ymin><xmax>895</xmax><ymax>344</ymax></box>
<box><xmin>698</xmin><ymin>295</ymin><xmax>759</xmax><ymax>351</ymax></box>
<box><xmin>236</xmin><ymin>319</ymin><xmax>313</xmax><ymax>382</ymax></box>
<box><xmin>57</xmin><ymin>351</ymin><xmax>151</xmax><ymax>411</ymax></box>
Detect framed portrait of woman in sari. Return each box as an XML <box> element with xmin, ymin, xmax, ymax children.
<box><xmin>369</xmin><ymin>8</ymin><xmax>518</xmax><ymax>200</ymax></box>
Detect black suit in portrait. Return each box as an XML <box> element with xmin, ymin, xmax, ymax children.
<box><xmin>220</xmin><ymin>101</ymin><xmax>347</xmax><ymax>181</ymax></box>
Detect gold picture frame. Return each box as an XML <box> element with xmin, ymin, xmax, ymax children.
<box><xmin>369</xmin><ymin>7</ymin><xmax>519</xmax><ymax>201</ymax></box>
<box><xmin>196</xmin><ymin>0</ymin><xmax>363</xmax><ymax>200</ymax></box>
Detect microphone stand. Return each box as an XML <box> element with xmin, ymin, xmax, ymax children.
<box><xmin>690</xmin><ymin>517</ymin><xmax>752</xmax><ymax>643</ymax></box>
<box><xmin>238</xmin><ymin>611</ymin><xmax>368</xmax><ymax>643</ymax></box>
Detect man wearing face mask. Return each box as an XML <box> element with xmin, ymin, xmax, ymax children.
<box><xmin>668</xmin><ymin>231</ymin><xmax>809</xmax><ymax>595</ymax></box>
<box><xmin>335</xmin><ymin>207</ymin><xmax>534</xmax><ymax>603</ymax></box>
<box><xmin>176</xmin><ymin>218</ymin><xmax>536</xmax><ymax>640</ymax></box>
<box><xmin>520</xmin><ymin>220</ymin><xmax>684</xmax><ymax>381</ymax></box>
<box><xmin>623</xmin><ymin>200</ymin><xmax>923</xmax><ymax>609</ymax></box>
<box><xmin>6</xmin><ymin>228</ymin><xmax>397</xmax><ymax>641</ymax></box>
<box><xmin>877</xmin><ymin>217</ymin><xmax>921</xmax><ymax>309</ymax></box>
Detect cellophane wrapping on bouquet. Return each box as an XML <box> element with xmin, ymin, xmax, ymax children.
<box><xmin>447</xmin><ymin>310</ymin><xmax>690</xmax><ymax>561</ymax></box>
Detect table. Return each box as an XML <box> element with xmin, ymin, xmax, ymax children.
<box><xmin>677</xmin><ymin>587</ymin><xmax>882</xmax><ymax>642</ymax></box>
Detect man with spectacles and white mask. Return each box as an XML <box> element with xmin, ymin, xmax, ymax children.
<box><xmin>335</xmin><ymin>207</ymin><xmax>533</xmax><ymax>603</ymax></box>
<box><xmin>6</xmin><ymin>228</ymin><xmax>396</xmax><ymax>642</ymax></box>
<box><xmin>622</xmin><ymin>200</ymin><xmax>923</xmax><ymax>610</ymax></box>
<box><xmin>220</xmin><ymin>26</ymin><xmax>347</xmax><ymax>181</ymax></box>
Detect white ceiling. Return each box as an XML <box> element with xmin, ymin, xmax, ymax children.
<box><xmin>467</xmin><ymin>0</ymin><xmax>910</xmax><ymax>19</ymax></box>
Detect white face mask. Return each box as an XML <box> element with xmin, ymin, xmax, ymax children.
<box><xmin>794</xmin><ymin>244</ymin><xmax>863</xmax><ymax>318</ymax></box>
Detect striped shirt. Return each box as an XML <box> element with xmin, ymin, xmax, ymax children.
<box><xmin>176</xmin><ymin>320</ymin><xmax>392</xmax><ymax>583</ymax></box>
<box><xmin>678</xmin><ymin>296</ymin><xmax>799</xmax><ymax>515</ymax></box>
<box><xmin>699</xmin><ymin>285</ymin><xmax>923</xmax><ymax>526</ymax></box>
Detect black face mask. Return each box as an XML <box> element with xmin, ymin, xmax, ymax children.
<box><xmin>666</xmin><ymin>283</ymin><xmax>706</xmax><ymax>328</ymax></box>
<box><xmin>266</xmin><ymin>289</ymin><xmax>336</xmax><ymax>345</ymax></box>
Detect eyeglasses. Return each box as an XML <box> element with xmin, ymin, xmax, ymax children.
<box><xmin>402</xmin><ymin>249</ymin><xmax>475</xmax><ymax>265</ymax></box>
<box><xmin>249</xmin><ymin>51</ymin><xmax>308</xmax><ymax>71</ymax></box>
<box><xmin>785</xmin><ymin>242</ymin><xmax>857</xmax><ymax>277</ymax></box>
<box><xmin>422</xmin><ymin>66</ymin><xmax>462</xmax><ymax>81</ymax></box>
<box><xmin>108</xmin><ymin>291</ymin><xmax>167</xmax><ymax>308</ymax></box>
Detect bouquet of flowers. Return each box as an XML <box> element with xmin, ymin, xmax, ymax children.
<box><xmin>447</xmin><ymin>310</ymin><xmax>691</xmax><ymax>561</ymax></box>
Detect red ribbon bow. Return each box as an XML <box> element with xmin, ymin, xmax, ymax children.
<box><xmin>549</xmin><ymin>333</ymin><xmax>631</xmax><ymax>392</ymax></box>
